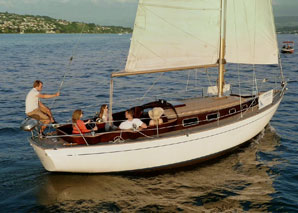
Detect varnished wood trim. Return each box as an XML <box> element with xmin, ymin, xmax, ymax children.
<box><xmin>111</xmin><ymin>64</ymin><xmax>217</xmax><ymax>77</ymax></box>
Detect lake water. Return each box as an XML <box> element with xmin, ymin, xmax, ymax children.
<box><xmin>0</xmin><ymin>34</ymin><xmax>297</xmax><ymax>212</ymax></box>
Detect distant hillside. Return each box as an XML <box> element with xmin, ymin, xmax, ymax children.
<box><xmin>275</xmin><ymin>16</ymin><xmax>298</xmax><ymax>34</ymax></box>
<box><xmin>0</xmin><ymin>12</ymin><xmax>132</xmax><ymax>34</ymax></box>
<box><xmin>275</xmin><ymin>16</ymin><xmax>298</xmax><ymax>27</ymax></box>
<box><xmin>1</xmin><ymin>12</ymin><xmax>298</xmax><ymax>34</ymax></box>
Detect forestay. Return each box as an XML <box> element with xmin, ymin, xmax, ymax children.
<box><xmin>125</xmin><ymin>0</ymin><xmax>221</xmax><ymax>73</ymax></box>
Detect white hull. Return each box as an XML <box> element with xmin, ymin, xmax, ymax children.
<box><xmin>30</xmin><ymin>97</ymin><xmax>282</xmax><ymax>173</ymax></box>
<box><xmin>281</xmin><ymin>49</ymin><xmax>294</xmax><ymax>54</ymax></box>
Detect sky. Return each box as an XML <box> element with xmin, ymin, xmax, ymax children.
<box><xmin>0</xmin><ymin>0</ymin><xmax>297</xmax><ymax>27</ymax></box>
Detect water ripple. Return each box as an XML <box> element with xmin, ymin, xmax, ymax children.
<box><xmin>0</xmin><ymin>34</ymin><xmax>297</xmax><ymax>212</ymax></box>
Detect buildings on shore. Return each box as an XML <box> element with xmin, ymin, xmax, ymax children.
<box><xmin>1</xmin><ymin>12</ymin><xmax>298</xmax><ymax>34</ymax></box>
<box><xmin>0</xmin><ymin>12</ymin><xmax>132</xmax><ymax>34</ymax></box>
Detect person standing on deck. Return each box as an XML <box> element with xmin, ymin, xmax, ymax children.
<box><xmin>25</xmin><ymin>80</ymin><xmax>60</xmax><ymax>133</ymax></box>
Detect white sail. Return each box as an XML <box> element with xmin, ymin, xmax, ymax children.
<box><xmin>225</xmin><ymin>0</ymin><xmax>278</xmax><ymax>64</ymax></box>
<box><xmin>125</xmin><ymin>0</ymin><xmax>278</xmax><ymax>73</ymax></box>
<box><xmin>125</xmin><ymin>0</ymin><xmax>221</xmax><ymax>73</ymax></box>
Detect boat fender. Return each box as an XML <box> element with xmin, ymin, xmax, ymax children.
<box><xmin>20</xmin><ymin>117</ymin><xmax>39</xmax><ymax>131</ymax></box>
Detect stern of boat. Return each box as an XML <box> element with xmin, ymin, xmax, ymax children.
<box><xmin>29</xmin><ymin>137</ymin><xmax>57</xmax><ymax>172</ymax></box>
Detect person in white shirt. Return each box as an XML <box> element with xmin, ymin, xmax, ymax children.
<box><xmin>25</xmin><ymin>80</ymin><xmax>60</xmax><ymax>132</ymax></box>
<box><xmin>119</xmin><ymin>109</ymin><xmax>147</xmax><ymax>130</ymax></box>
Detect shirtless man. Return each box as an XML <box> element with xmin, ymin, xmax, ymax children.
<box><xmin>25</xmin><ymin>80</ymin><xmax>60</xmax><ymax>132</ymax></box>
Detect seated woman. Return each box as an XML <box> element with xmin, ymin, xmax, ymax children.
<box><xmin>72</xmin><ymin>109</ymin><xmax>97</xmax><ymax>134</ymax></box>
<box><xmin>96</xmin><ymin>104</ymin><xmax>117</xmax><ymax>131</ymax></box>
<box><xmin>148</xmin><ymin>107</ymin><xmax>164</xmax><ymax>127</ymax></box>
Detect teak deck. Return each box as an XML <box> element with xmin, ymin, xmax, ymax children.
<box><xmin>164</xmin><ymin>96</ymin><xmax>247</xmax><ymax>119</ymax></box>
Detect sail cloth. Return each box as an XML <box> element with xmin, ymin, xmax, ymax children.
<box><xmin>225</xmin><ymin>0</ymin><xmax>278</xmax><ymax>65</ymax></box>
<box><xmin>125</xmin><ymin>0</ymin><xmax>278</xmax><ymax>73</ymax></box>
<box><xmin>125</xmin><ymin>0</ymin><xmax>221</xmax><ymax>73</ymax></box>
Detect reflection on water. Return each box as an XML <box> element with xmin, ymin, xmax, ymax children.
<box><xmin>36</xmin><ymin>125</ymin><xmax>280</xmax><ymax>212</ymax></box>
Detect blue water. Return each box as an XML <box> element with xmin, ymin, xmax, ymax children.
<box><xmin>0</xmin><ymin>34</ymin><xmax>297</xmax><ymax>212</ymax></box>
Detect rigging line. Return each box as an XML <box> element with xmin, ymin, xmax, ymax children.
<box><xmin>278</xmin><ymin>53</ymin><xmax>285</xmax><ymax>83</ymax></box>
<box><xmin>50</xmin><ymin>23</ymin><xmax>86</xmax><ymax>109</ymax></box>
<box><xmin>134</xmin><ymin>129</ymin><xmax>154</xmax><ymax>139</ymax></box>
<box><xmin>237</xmin><ymin>64</ymin><xmax>243</xmax><ymax>118</ymax></box>
<box><xmin>113</xmin><ymin>81</ymin><xmax>263</xmax><ymax>109</ymax></box>
<box><xmin>113</xmin><ymin>70</ymin><xmax>211</xmax><ymax>103</ymax></box>
<box><xmin>232</xmin><ymin>1</ymin><xmax>242</xmax><ymax>118</ymax></box>
<box><xmin>267</xmin><ymin>0</ymin><xmax>283</xmax><ymax>84</ymax></box>
<box><xmin>252</xmin><ymin>64</ymin><xmax>258</xmax><ymax>95</ymax></box>
<box><xmin>205</xmin><ymin>68</ymin><xmax>213</xmax><ymax>87</ymax></box>
<box><xmin>53</xmin><ymin>77</ymin><xmax>268</xmax><ymax>114</ymax></box>
<box><xmin>238</xmin><ymin>87</ymin><xmax>275</xmax><ymax>119</ymax></box>
<box><xmin>186</xmin><ymin>70</ymin><xmax>191</xmax><ymax>91</ymax></box>
<box><xmin>195</xmin><ymin>69</ymin><xmax>197</xmax><ymax>88</ymax></box>
<box><xmin>195</xmin><ymin>69</ymin><xmax>199</xmax><ymax>89</ymax></box>
<box><xmin>133</xmin><ymin>39</ymin><xmax>166</xmax><ymax>63</ymax></box>
<box><xmin>252</xmin><ymin>1</ymin><xmax>258</xmax><ymax>96</ymax></box>
<box><xmin>51</xmin><ymin>83</ymin><xmax>283</xmax><ymax>128</ymax></box>
<box><xmin>74</xmin><ymin>123</ymin><xmax>89</xmax><ymax>146</ymax></box>
<box><xmin>139</xmin><ymin>72</ymin><xmax>164</xmax><ymax>103</ymax></box>
<box><xmin>49</xmin><ymin>87</ymin><xmax>282</xmax><ymax>130</ymax></box>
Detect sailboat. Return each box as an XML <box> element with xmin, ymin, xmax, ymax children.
<box><xmin>22</xmin><ymin>0</ymin><xmax>286</xmax><ymax>173</ymax></box>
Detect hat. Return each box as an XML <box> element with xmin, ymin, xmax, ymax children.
<box><xmin>149</xmin><ymin>107</ymin><xmax>164</xmax><ymax>120</ymax></box>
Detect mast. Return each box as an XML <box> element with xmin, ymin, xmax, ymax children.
<box><xmin>218</xmin><ymin>0</ymin><xmax>227</xmax><ymax>97</ymax></box>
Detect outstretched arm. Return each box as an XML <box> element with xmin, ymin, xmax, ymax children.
<box><xmin>38</xmin><ymin>92</ymin><xmax>60</xmax><ymax>99</ymax></box>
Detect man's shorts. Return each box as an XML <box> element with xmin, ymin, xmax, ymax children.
<box><xmin>27</xmin><ymin>108</ymin><xmax>50</xmax><ymax>123</ymax></box>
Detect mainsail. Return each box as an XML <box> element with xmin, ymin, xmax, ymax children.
<box><xmin>125</xmin><ymin>0</ymin><xmax>278</xmax><ymax>73</ymax></box>
<box><xmin>125</xmin><ymin>0</ymin><xmax>221</xmax><ymax>73</ymax></box>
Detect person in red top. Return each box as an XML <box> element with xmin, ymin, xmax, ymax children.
<box><xmin>72</xmin><ymin>109</ymin><xmax>97</xmax><ymax>134</ymax></box>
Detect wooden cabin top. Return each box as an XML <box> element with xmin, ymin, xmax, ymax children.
<box><xmin>165</xmin><ymin>96</ymin><xmax>247</xmax><ymax>119</ymax></box>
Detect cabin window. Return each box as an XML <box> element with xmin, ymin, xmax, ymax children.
<box><xmin>242</xmin><ymin>104</ymin><xmax>248</xmax><ymax>110</ymax></box>
<box><xmin>206</xmin><ymin>113</ymin><xmax>219</xmax><ymax>121</ymax></box>
<box><xmin>251</xmin><ymin>99</ymin><xmax>257</xmax><ymax>106</ymax></box>
<box><xmin>182</xmin><ymin>117</ymin><xmax>199</xmax><ymax>127</ymax></box>
<box><xmin>229</xmin><ymin>108</ymin><xmax>236</xmax><ymax>114</ymax></box>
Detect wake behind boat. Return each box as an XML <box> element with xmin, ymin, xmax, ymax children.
<box><xmin>22</xmin><ymin>0</ymin><xmax>286</xmax><ymax>173</ymax></box>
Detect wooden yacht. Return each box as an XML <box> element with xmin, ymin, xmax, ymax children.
<box><xmin>24</xmin><ymin>0</ymin><xmax>286</xmax><ymax>173</ymax></box>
